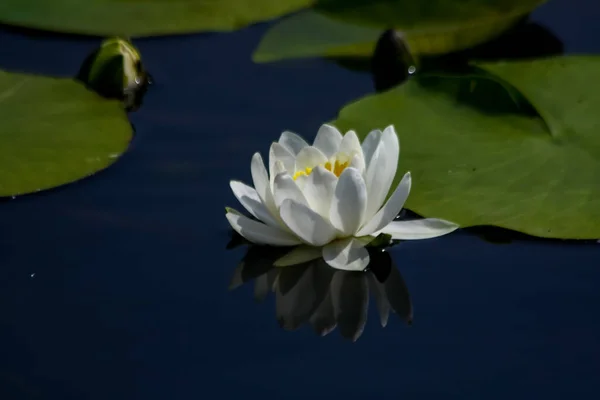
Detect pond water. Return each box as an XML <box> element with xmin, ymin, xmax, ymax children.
<box><xmin>1</xmin><ymin>0</ymin><xmax>600</xmax><ymax>398</ymax></box>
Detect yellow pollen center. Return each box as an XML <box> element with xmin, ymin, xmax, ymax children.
<box><xmin>292</xmin><ymin>159</ymin><xmax>349</xmax><ymax>180</ymax></box>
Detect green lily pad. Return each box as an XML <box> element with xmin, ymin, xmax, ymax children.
<box><xmin>0</xmin><ymin>69</ymin><xmax>131</xmax><ymax>197</ymax></box>
<box><xmin>0</xmin><ymin>0</ymin><xmax>314</xmax><ymax>37</ymax></box>
<box><xmin>332</xmin><ymin>56</ymin><xmax>600</xmax><ymax>239</ymax></box>
<box><xmin>253</xmin><ymin>0</ymin><xmax>546</xmax><ymax>63</ymax></box>
<box><xmin>253</xmin><ymin>11</ymin><xmax>380</xmax><ymax>63</ymax></box>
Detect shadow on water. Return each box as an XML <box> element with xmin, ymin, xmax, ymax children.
<box><xmin>396</xmin><ymin>208</ymin><xmax>599</xmax><ymax>246</ymax></box>
<box><xmin>0</xmin><ymin>22</ymin><xmax>221</xmax><ymax>41</ymax></box>
<box><xmin>0</xmin><ymin>25</ymin><xmax>102</xmax><ymax>77</ymax></box>
<box><xmin>228</xmin><ymin>244</ymin><xmax>412</xmax><ymax>341</ymax></box>
<box><xmin>451</xmin><ymin>20</ymin><xmax>565</xmax><ymax>61</ymax></box>
<box><xmin>0</xmin><ymin>23</ymin><xmax>101</xmax><ymax>40</ymax></box>
<box><xmin>331</xmin><ymin>20</ymin><xmax>564</xmax><ymax>93</ymax></box>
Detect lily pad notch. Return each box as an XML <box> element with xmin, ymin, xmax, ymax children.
<box><xmin>332</xmin><ymin>56</ymin><xmax>600</xmax><ymax>239</ymax></box>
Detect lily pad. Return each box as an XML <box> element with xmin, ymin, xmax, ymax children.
<box><xmin>0</xmin><ymin>0</ymin><xmax>314</xmax><ymax>37</ymax></box>
<box><xmin>332</xmin><ymin>56</ymin><xmax>600</xmax><ymax>239</ymax></box>
<box><xmin>0</xmin><ymin>69</ymin><xmax>131</xmax><ymax>197</ymax></box>
<box><xmin>253</xmin><ymin>0</ymin><xmax>546</xmax><ymax>63</ymax></box>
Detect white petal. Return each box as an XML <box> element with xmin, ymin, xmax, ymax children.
<box><xmin>349</xmin><ymin>152</ymin><xmax>366</xmax><ymax>175</ymax></box>
<box><xmin>270</xmin><ymin>160</ymin><xmax>288</xmax><ymax>193</ymax></box>
<box><xmin>250</xmin><ymin>153</ymin><xmax>278</xmax><ymax>217</ymax></box>
<box><xmin>301</xmin><ymin>165</ymin><xmax>337</xmax><ymax>218</ymax></box>
<box><xmin>363</xmin><ymin>126</ymin><xmax>399</xmax><ymax>221</ymax></box>
<box><xmin>272</xmin><ymin>160</ymin><xmax>286</xmax><ymax>175</ymax></box>
<box><xmin>357</xmin><ymin>172</ymin><xmax>411</xmax><ymax>236</ymax></box>
<box><xmin>376</xmin><ymin>218</ymin><xmax>460</xmax><ymax>240</ymax></box>
<box><xmin>339</xmin><ymin>132</ymin><xmax>366</xmax><ymax>175</ymax></box>
<box><xmin>225</xmin><ymin>211</ymin><xmax>301</xmax><ymax>246</ymax></box>
<box><xmin>250</xmin><ymin>152</ymin><xmax>269</xmax><ymax>200</ymax></box>
<box><xmin>279</xmin><ymin>199</ymin><xmax>337</xmax><ymax>246</ymax></box>
<box><xmin>279</xmin><ymin>131</ymin><xmax>309</xmax><ymax>155</ymax></box>
<box><xmin>230</xmin><ymin>180</ymin><xmax>279</xmax><ymax>227</ymax></box>
<box><xmin>250</xmin><ymin>154</ymin><xmax>292</xmax><ymax>232</ymax></box>
<box><xmin>295</xmin><ymin>146</ymin><xmax>328</xmax><ymax>171</ymax></box>
<box><xmin>269</xmin><ymin>142</ymin><xmax>295</xmax><ymax>179</ymax></box>
<box><xmin>274</xmin><ymin>246</ymin><xmax>323</xmax><ymax>267</ymax></box>
<box><xmin>361</xmin><ymin>129</ymin><xmax>382</xmax><ymax>168</ymax></box>
<box><xmin>382</xmin><ymin>125</ymin><xmax>399</xmax><ymax>155</ymax></box>
<box><xmin>322</xmin><ymin>238</ymin><xmax>370</xmax><ymax>271</ymax></box>
<box><xmin>338</xmin><ymin>130</ymin><xmax>363</xmax><ymax>160</ymax></box>
<box><xmin>313</xmin><ymin>124</ymin><xmax>343</xmax><ymax>157</ymax></box>
<box><xmin>329</xmin><ymin>167</ymin><xmax>367</xmax><ymax>236</ymax></box>
<box><xmin>273</xmin><ymin>172</ymin><xmax>308</xmax><ymax>209</ymax></box>
<box><xmin>293</xmin><ymin>173</ymin><xmax>308</xmax><ymax>191</ymax></box>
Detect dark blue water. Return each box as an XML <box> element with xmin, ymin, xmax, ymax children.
<box><xmin>1</xmin><ymin>0</ymin><xmax>599</xmax><ymax>398</ymax></box>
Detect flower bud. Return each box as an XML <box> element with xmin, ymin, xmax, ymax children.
<box><xmin>77</xmin><ymin>37</ymin><xmax>149</xmax><ymax>110</ymax></box>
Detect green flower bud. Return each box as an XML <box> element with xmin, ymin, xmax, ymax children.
<box><xmin>77</xmin><ymin>37</ymin><xmax>150</xmax><ymax>109</ymax></box>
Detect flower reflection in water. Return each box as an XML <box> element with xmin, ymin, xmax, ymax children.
<box><xmin>229</xmin><ymin>240</ymin><xmax>412</xmax><ymax>342</ymax></box>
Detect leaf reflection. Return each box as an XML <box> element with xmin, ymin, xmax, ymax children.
<box><xmin>229</xmin><ymin>244</ymin><xmax>412</xmax><ymax>341</ymax></box>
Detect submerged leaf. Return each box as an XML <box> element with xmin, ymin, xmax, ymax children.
<box><xmin>253</xmin><ymin>11</ymin><xmax>381</xmax><ymax>63</ymax></box>
<box><xmin>253</xmin><ymin>0</ymin><xmax>546</xmax><ymax>63</ymax></box>
<box><xmin>332</xmin><ymin>56</ymin><xmax>600</xmax><ymax>239</ymax></box>
<box><xmin>0</xmin><ymin>70</ymin><xmax>131</xmax><ymax>197</ymax></box>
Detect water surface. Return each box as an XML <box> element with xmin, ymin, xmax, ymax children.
<box><xmin>1</xmin><ymin>0</ymin><xmax>600</xmax><ymax>398</ymax></box>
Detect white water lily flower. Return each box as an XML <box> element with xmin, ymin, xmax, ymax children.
<box><xmin>226</xmin><ymin>124</ymin><xmax>459</xmax><ymax>271</ymax></box>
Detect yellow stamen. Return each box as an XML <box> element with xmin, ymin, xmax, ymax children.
<box><xmin>292</xmin><ymin>166</ymin><xmax>313</xmax><ymax>180</ymax></box>
<box><xmin>292</xmin><ymin>159</ymin><xmax>349</xmax><ymax>181</ymax></box>
<box><xmin>324</xmin><ymin>160</ymin><xmax>349</xmax><ymax>177</ymax></box>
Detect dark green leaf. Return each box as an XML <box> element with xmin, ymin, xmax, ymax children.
<box><xmin>253</xmin><ymin>0</ymin><xmax>546</xmax><ymax>63</ymax></box>
<box><xmin>0</xmin><ymin>0</ymin><xmax>314</xmax><ymax>37</ymax></box>
<box><xmin>332</xmin><ymin>56</ymin><xmax>600</xmax><ymax>239</ymax></box>
<box><xmin>0</xmin><ymin>70</ymin><xmax>131</xmax><ymax>197</ymax></box>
